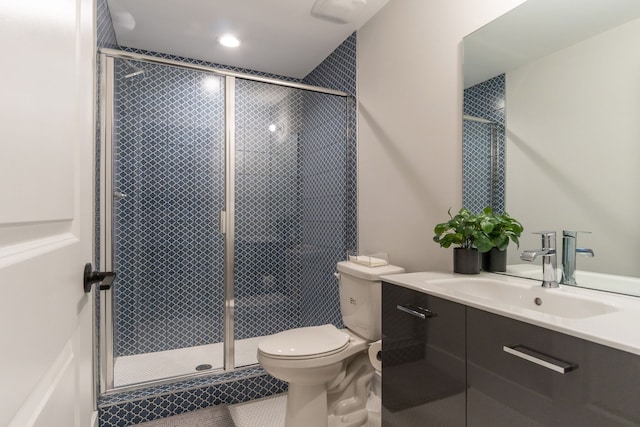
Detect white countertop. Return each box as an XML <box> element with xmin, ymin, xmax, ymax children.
<box><xmin>380</xmin><ymin>271</ymin><xmax>640</xmax><ymax>357</ymax></box>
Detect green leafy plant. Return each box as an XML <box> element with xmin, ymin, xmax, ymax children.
<box><xmin>475</xmin><ymin>207</ymin><xmax>524</xmax><ymax>251</ymax></box>
<box><xmin>433</xmin><ymin>208</ymin><xmax>494</xmax><ymax>253</ymax></box>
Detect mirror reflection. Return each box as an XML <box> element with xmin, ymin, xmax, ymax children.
<box><xmin>462</xmin><ymin>0</ymin><xmax>640</xmax><ymax>296</ymax></box>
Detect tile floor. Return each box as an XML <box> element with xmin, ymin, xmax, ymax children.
<box><xmin>229</xmin><ymin>386</ymin><xmax>381</xmax><ymax>427</ymax></box>
<box><xmin>229</xmin><ymin>393</ymin><xmax>287</xmax><ymax>427</ymax></box>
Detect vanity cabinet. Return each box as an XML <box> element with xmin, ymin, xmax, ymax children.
<box><xmin>382</xmin><ymin>282</ymin><xmax>640</xmax><ymax>426</ymax></box>
<box><xmin>467</xmin><ymin>307</ymin><xmax>640</xmax><ymax>426</ymax></box>
<box><xmin>381</xmin><ymin>282</ymin><xmax>466</xmax><ymax>426</ymax></box>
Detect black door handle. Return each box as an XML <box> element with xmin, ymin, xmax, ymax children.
<box><xmin>83</xmin><ymin>263</ymin><xmax>116</xmax><ymax>293</ymax></box>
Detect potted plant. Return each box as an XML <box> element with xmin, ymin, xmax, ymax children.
<box><xmin>433</xmin><ymin>208</ymin><xmax>494</xmax><ymax>274</ymax></box>
<box><xmin>476</xmin><ymin>207</ymin><xmax>524</xmax><ymax>272</ymax></box>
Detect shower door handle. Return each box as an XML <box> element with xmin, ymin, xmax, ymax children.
<box><xmin>83</xmin><ymin>263</ymin><xmax>116</xmax><ymax>293</ymax></box>
<box><xmin>219</xmin><ymin>211</ymin><xmax>227</xmax><ymax>234</ymax></box>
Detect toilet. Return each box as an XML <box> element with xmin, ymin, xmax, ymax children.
<box><xmin>257</xmin><ymin>260</ymin><xmax>404</xmax><ymax>427</ymax></box>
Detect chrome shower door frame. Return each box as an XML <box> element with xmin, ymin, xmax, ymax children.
<box><xmin>98</xmin><ymin>50</ymin><xmax>350</xmax><ymax>394</ymax></box>
<box><xmin>223</xmin><ymin>75</ymin><xmax>236</xmax><ymax>372</ymax></box>
<box><xmin>98</xmin><ymin>54</ymin><xmax>235</xmax><ymax>393</ymax></box>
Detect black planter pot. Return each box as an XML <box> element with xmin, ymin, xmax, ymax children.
<box><xmin>482</xmin><ymin>247</ymin><xmax>507</xmax><ymax>272</ymax></box>
<box><xmin>453</xmin><ymin>248</ymin><xmax>480</xmax><ymax>274</ymax></box>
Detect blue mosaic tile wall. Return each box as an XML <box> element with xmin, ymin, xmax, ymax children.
<box><xmin>233</xmin><ymin>79</ymin><xmax>304</xmax><ymax>343</ymax></box>
<box><xmin>108</xmin><ymin>41</ymin><xmax>357</xmax><ymax>356</ymax></box>
<box><xmin>111</xmin><ymin>65</ymin><xmax>352</xmax><ymax>356</ymax></box>
<box><xmin>301</xmin><ymin>33</ymin><xmax>357</xmax><ymax>328</ymax></box>
<box><xmin>304</xmin><ymin>33</ymin><xmax>357</xmax><ymax>94</ymax></box>
<box><xmin>463</xmin><ymin>74</ymin><xmax>506</xmax><ymax>214</ymax></box>
<box><xmin>112</xmin><ymin>59</ymin><xmax>227</xmax><ymax>356</ymax></box>
<box><xmin>299</xmin><ymin>91</ymin><xmax>348</xmax><ymax>327</ymax></box>
<box><xmin>97</xmin><ymin>0</ymin><xmax>117</xmax><ymax>49</ymax></box>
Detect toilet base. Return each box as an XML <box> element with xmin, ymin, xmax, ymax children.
<box><xmin>281</xmin><ymin>353</ymin><xmax>374</xmax><ymax>427</ymax></box>
<box><xmin>328</xmin><ymin>408</ymin><xmax>368</xmax><ymax>427</ymax></box>
<box><xmin>285</xmin><ymin>383</ymin><xmax>328</xmax><ymax>427</ymax></box>
<box><xmin>327</xmin><ymin>353</ymin><xmax>374</xmax><ymax>427</ymax></box>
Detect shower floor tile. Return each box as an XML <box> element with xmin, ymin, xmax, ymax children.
<box><xmin>114</xmin><ymin>336</ymin><xmax>264</xmax><ymax>387</ymax></box>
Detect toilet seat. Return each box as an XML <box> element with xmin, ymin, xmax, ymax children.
<box><xmin>258</xmin><ymin>324</ymin><xmax>350</xmax><ymax>360</ymax></box>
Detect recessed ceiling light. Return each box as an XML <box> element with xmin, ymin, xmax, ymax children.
<box><xmin>218</xmin><ymin>34</ymin><xmax>240</xmax><ymax>48</ymax></box>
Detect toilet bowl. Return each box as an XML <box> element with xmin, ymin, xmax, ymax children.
<box><xmin>258</xmin><ymin>261</ymin><xmax>404</xmax><ymax>427</ymax></box>
<box><xmin>258</xmin><ymin>325</ymin><xmax>370</xmax><ymax>427</ymax></box>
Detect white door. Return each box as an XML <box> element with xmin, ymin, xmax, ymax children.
<box><xmin>0</xmin><ymin>0</ymin><xmax>96</xmax><ymax>426</ymax></box>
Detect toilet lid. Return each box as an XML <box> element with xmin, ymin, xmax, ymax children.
<box><xmin>258</xmin><ymin>324</ymin><xmax>350</xmax><ymax>359</ymax></box>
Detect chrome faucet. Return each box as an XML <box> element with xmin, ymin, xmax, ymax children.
<box><xmin>520</xmin><ymin>231</ymin><xmax>559</xmax><ymax>288</ymax></box>
<box><xmin>560</xmin><ymin>230</ymin><xmax>595</xmax><ymax>285</ymax></box>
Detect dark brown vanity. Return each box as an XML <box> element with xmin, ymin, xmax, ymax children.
<box><xmin>382</xmin><ymin>281</ymin><xmax>640</xmax><ymax>426</ymax></box>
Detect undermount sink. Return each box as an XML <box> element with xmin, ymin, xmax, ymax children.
<box><xmin>380</xmin><ymin>271</ymin><xmax>640</xmax><ymax>357</ymax></box>
<box><xmin>427</xmin><ymin>277</ymin><xmax>619</xmax><ymax>319</ymax></box>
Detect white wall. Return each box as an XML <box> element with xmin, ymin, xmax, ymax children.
<box><xmin>506</xmin><ymin>17</ymin><xmax>640</xmax><ymax>277</ymax></box>
<box><xmin>357</xmin><ymin>0</ymin><xmax>526</xmax><ymax>272</ymax></box>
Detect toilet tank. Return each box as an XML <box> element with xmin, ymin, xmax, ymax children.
<box><xmin>336</xmin><ymin>261</ymin><xmax>405</xmax><ymax>341</ymax></box>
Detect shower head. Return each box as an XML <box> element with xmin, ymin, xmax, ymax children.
<box><xmin>123</xmin><ymin>60</ymin><xmax>145</xmax><ymax>79</ymax></box>
<box><xmin>125</xmin><ymin>69</ymin><xmax>144</xmax><ymax>79</ymax></box>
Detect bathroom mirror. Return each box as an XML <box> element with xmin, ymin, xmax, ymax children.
<box><xmin>463</xmin><ymin>0</ymin><xmax>640</xmax><ymax>295</ymax></box>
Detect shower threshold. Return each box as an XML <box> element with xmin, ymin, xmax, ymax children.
<box><xmin>113</xmin><ymin>336</ymin><xmax>265</xmax><ymax>387</ymax></box>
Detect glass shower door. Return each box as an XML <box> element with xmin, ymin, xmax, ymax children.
<box><xmin>232</xmin><ymin>79</ymin><xmax>304</xmax><ymax>367</ymax></box>
<box><xmin>232</xmin><ymin>78</ymin><xmax>350</xmax><ymax>368</ymax></box>
<box><xmin>108</xmin><ymin>57</ymin><xmax>226</xmax><ymax>387</ymax></box>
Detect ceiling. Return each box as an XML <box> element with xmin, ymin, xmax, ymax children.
<box><xmin>107</xmin><ymin>0</ymin><xmax>389</xmax><ymax>79</ymax></box>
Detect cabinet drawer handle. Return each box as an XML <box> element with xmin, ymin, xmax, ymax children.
<box><xmin>503</xmin><ymin>345</ymin><xmax>578</xmax><ymax>374</ymax></box>
<box><xmin>396</xmin><ymin>304</ymin><xmax>437</xmax><ymax>319</ymax></box>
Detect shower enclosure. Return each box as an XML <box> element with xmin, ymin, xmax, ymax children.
<box><xmin>98</xmin><ymin>51</ymin><xmax>354</xmax><ymax>391</ymax></box>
